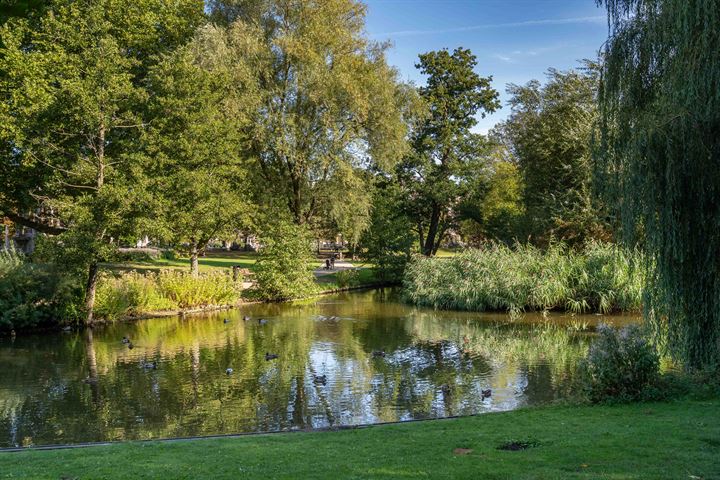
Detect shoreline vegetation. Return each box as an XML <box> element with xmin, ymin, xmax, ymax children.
<box><xmin>404</xmin><ymin>242</ymin><xmax>644</xmax><ymax>316</ymax></box>
<box><xmin>1</xmin><ymin>242</ymin><xmax>647</xmax><ymax>333</ymax></box>
<box><xmin>2</xmin><ymin>398</ymin><xmax>718</xmax><ymax>479</ymax></box>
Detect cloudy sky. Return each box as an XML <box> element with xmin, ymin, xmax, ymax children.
<box><xmin>363</xmin><ymin>0</ymin><xmax>609</xmax><ymax>132</ymax></box>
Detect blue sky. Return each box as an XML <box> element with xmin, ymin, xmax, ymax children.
<box><xmin>363</xmin><ymin>0</ymin><xmax>609</xmax><ymax>132</ymax></box>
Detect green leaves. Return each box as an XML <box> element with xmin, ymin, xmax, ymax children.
<box><xmin>399</xmin><ymin>48</ymin><xmax>499</xmax><ymax>255</ymax></box>
<box><xmin>596</xmin><ymin>0</ymin><xmax>720</xmax><ymax>369</ymax></box>
<box><xmin>501</xmin><ymin>62</ymin><xmax>607</xmax><ymax>245</ymax></box>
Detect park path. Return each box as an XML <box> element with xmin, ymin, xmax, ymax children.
<box><xmin>313</xmin><ymin>259</ymin><xmax>355</xmax><ymax>278</ymax></box>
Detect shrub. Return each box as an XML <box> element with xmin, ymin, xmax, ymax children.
<box><xmin>252</xmin><ymin>222</ymin><xmax>317</xmax><ymax>301</ymax></box>
<box><xmin>335</xmin><ymin>269</ymin><xmax>360</xmax><ymax>288</ymax></box>
<box><xmin>582</xmin><ymin>324</ymin><xmax>660</xmax><ymax>403</ymax></box>
<box><xmin>403</xmin><ymin>241</ymin><xmax>643</xmax><ymax>314</ymax></box>
<box><xmin>0</xmin><ymin>248</ymin><xmax>83</xmax><ymax>331</ymax></box>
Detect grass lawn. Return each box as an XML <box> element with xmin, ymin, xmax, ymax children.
<box><xmin>103</xmin><ymin>252</ymin><xmax>258</xmax><ymax>274</ymax></box>
<box><xmin>2</xmin><ymin>399</ymin><xmax>718</xmax><ymax>479</ymax></box>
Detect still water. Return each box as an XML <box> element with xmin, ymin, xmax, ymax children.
<box><xmin>0</xmin><ymin>289</ymin><xmax>639</xmax><ymax>448</ymax></box>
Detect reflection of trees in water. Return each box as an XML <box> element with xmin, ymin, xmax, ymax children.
<box><xmin>0</xmin><ymin>291</ymin><xmax>598</xmax><ymax>446</ymax></box>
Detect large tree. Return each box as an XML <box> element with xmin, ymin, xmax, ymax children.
<box><xmin>596</xmin><ymin>0</ymin><xmax>720</xmax><ymax>369</ymax></box>
<box><xmin>399</xmin><ymin>48</ymin><xmax>499</xmax><ymax>256</ymax></box>
<box><xmin>210</xmin><ymin>0</ymin><xmax>413</xmax><ymax>229</ymax></box>
<box><xmin>500</xmin><ymin>63</ymin><xmax>609</xmax><ymax>246</ymax></box>
<box><xmin>0</xmin><ymin>0</ymin><xmax>204</xmax><ymax>322</ymax></box>
<box><xmin>145</xmin><ymin>24</ymin><xmax>260</xmax><ymax>276</ymax></box>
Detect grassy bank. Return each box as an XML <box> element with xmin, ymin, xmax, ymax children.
<box><xmin>404</xmin><ymin>242</ymin><xmax>644</xmax><ymax>315</ymax></box>
<box><xmin>1</xmin><ymin>399</ymin><xmax>718</xmax><ymax>479</ymax></box>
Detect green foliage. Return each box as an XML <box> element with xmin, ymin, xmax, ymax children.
<box><xmin>212</xmin><ymin>0</ymin><xmax>414</xmax><ymax>227</ymax></box>
<box><xmin>0</xmin><ymin>248</ymin><xmax>83</xmax><ymax>331</ymax></box>
<box><xmin>460</xmin><ymin>160</ymin><xmax>525</xmax><ymax>244</ymax></box>
<box><xmin>94</xmin><ymin>270</ymin><xmax>240</xmax><ymax>320</ymax></box>
<box><xmin>253</xmin><ymin>222</ymin><xmax>317</xmax><ymax>301</ymax></box>
<box><xmin>500</xmin><ymin>62</ymin><xmax>610</xmax><ymax>245</ymax></box>
<box><xmin>144</xmin><ymin>23</ymin><xmax>259</xmax><ymax>273</ymax></box>
<box><xmin>335</xmin><ymin>269</ymin><xmax>361</xmax><ymax>288</ymax></box>
<box><xmin>0</xmin><ymin>0</ymin><xmax>205</xmax><ymax>321</ymax></box>
<box><xmin>581</xmin><ymin>324</ymin><xmax>660</xmax><ymax>403</ymax></box>
<box><xmin>398</xmin><ymin>47</ymin><xmax>499</xmax><ymax>255</ymax></box>
<box><xmin>360</xmin><ymin>182</ymin><xmax>416</xmax><ymax>283</ymax></box>
<box><xmin>595</xmin><ymin>0</ymin><xmax>720</xmax><ymax>369</ymax></box>
<box><xmin>403</xmin><ymin>241</ymin><xmax>643</xmax><ymax>315</ymax></box>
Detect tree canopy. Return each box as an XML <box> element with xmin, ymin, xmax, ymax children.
<box><xmin>596</xmin><ymin>0</ymin><xmax>720</xmax><ymax>369</ymax></box>
<box><xmin>398</xmin><ymin>47</ymin><xmax>499</xmax><ymax>255</ymax></box>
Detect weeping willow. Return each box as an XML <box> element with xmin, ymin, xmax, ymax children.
<box><xmin>595</xmin><ymin>0</ymin><xmax>720</xmax><ymax>369</ymax></box>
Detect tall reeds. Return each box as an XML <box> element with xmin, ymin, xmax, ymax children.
<box><xmin>94</xmin><ymin>270</ymin><xmax>241</xmax><ymax>320</ymax></box>
<box><xmin>403</xmin><ymin>241</ymin><xmax>643</xmax><ymax>314</ymax></box>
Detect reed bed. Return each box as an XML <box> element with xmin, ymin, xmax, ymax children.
<box><xmin>403</xmin><ymin>241</ymin><xmax>643</xmax><ymax>315</ymax></box>
<box><xmin>94</xmin><ymin>270</ymin><xmax>241</xmax><ymax>320</ymax></box>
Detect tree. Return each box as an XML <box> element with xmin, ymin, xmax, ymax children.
<box><xmin>0</xmin><ymin>0</ymin><xmax>204</xmax><ymax>323</ymax></box>
<box><xmin>460</xmin><ymin>159</ymin><xmax>525</xmax><ymax>244</ymax></box>
<box><xmin>500</xmin><ymin>63</ymin><xmax>609</xmax><ymax>246</ymax></box>
<box><xmin>360</xmin><ymin>179</ymin><xmax>416</xmax><ymax>283</ymax></box>
<box><xmin>145</xmin><ymin>24</ymin><xmax>260</xmax><ymax>276</ymax></box>
<box><xmin>253</xmin><ymin>221</ymin><xmax>316</xmax><ymax>301</ymax></box>
<box><xmin>596</xmin><ymin>0</ymin><xmax>720</xmax><ymax>369</ymax></box>
<box><xmin>399</xmin><ymin>48</ymin><xmax>500</xmax><ymax>256</ymax></box>
<box><xmin>211</xmin><ymin>0</ymin><xmax>413</xmax><ymax>230</ymax></box>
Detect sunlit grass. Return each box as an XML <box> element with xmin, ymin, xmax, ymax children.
<box><xmin>2</xmin><ymin>399</ymin><xmax>718</xmax><ymax>479</ymax></box>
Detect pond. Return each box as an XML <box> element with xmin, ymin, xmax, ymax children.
<box><xmin>0</xmin><ymin>289</ymin><xmax>640</xmax><ymax>448</ymax></box>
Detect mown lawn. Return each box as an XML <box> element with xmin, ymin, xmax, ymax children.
<box><xmin>103</xmin><ymin>252</ymin><xmax>259</xmax><ymax>273</ymax></box>
<box><xmin>2</xmin><ymin>399</ymin><xmax>718</xmax><ymax>479</ymax></box>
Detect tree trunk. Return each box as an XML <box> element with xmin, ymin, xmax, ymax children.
<box><xmin>423</xmin><ymin>204</ymin><xmax>441</xmax><ymax>256</ymax></box>
<box><xmin>189</xmin><ymin>241</ymin><xmax>199</xmax><ymax>277</ymax></box>
<box><xmin>85</xmin><ymin>262</ymin><xmax>99</xmax><ymax>325</ymax></box>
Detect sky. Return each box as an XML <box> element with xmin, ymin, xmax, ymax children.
<box><xmin>363</xmin><ymin>0</ymin><xmax>610</xmax><ymax>132</ymax></box>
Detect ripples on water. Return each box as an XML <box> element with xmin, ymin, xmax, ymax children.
<box><xmin>0</xmin><ymin>289</ymin><xmax>639</xmax><ymax>447</ymax></box>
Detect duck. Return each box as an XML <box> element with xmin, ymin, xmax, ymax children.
<box><xmin>372</xmin><ymin>350</ymin><xmax>386</xmax><ymax>358</ymax></box>
<box><xmin>127</xmin><ymin>342</ymin><xmax>134</xmax><ymax>350</ymax></box>
<box><xmin>265</xmin><ymin>352</ymin><xmax>279</xmax><ymax>361</ymax></box>
<box><xmin>313</xmin><ymin>374</ymin><xmax>327</xmax><ymax>384</ymax></box>
<box><xmin>223</xmin><ymin>318</ymin><xmax>230</xmax><ymax>324</ymax></box>
<box><xmin>441</xmin><ymin>384</ymin><xmax>452</xmax><ymax>394</ymax></box>
<box><xmin>258</xmin><ymin>318</ymin><xmax>268</xmax><ymax>325</ymax></box>
<box><xmin>481</xmin><ymin>388</ymin><xmax>492</xmax><ymax>399</ymax></box>
<box><xmin>242</xmin><ymin>315</ymin><xmax>251</xmax><ymax>322</ymax></box>
<box><xmin>226</xmin><ymin>368</ymin><xmax>234</xmax><ymax>375</ymax></box>
<box><xmin>121</xmin><ymin>336</ymin><xmax>130</xmax><ymax>344</ymax></box>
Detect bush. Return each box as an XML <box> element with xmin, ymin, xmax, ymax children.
<box><xmin>0</xmin><ymin>248</ymin><xmax>83</xmax><ymax>331</ymax></box>
<box><xmin>94</xmin><ymin>270</ymin><xmax>240</xmax><ymax>320</ymax></box>
<box><xmin>582</xmin><ymin>324</ymin><xmax>660</xmax><ymax>403</ymax></box>
<box><xmin>403</xmin><ymin>241</ymin><xmax>643</xmax><ymax>314</ymax></box>
<box><xmin>335</xmin><ymin>269</ymin><xmax>360</xmax><ymax>288</ymax></box>
<box><xmin>252</xmin><ymin>222</ymin><xmax>317</xmax><ymax>301</ymax></box>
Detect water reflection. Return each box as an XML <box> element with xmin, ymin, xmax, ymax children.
<box><xmin>0</xmin><ymin>289</ymin><xmax>639</xmax><ymax>447</ymax></box>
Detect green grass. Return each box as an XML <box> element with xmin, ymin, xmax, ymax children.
<box><xmin>102</xmin><ymin>252</ymin><xmax>258</xmax><ymax>274</ymax></box>
<box><xmin>1</xmin><ymin>399</ymin><xmax>718</xmax><ymax>479</ymax></box>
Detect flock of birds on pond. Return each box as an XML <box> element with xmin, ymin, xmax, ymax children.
<box><xmin>103</xmin><ymin>314</ymin><xmax>491</xmax><ymax>401</ymax></box>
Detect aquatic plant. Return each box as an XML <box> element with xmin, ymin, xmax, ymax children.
<box><xmin>403</xmin><ymin>241</ymin><xmax>643</xmax><ymax>314</ymax></box>
<box><xmin>94</xmin><ymin>270</ymin><xmax>240</xmax><ymax>320</ymax></box>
